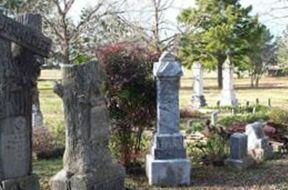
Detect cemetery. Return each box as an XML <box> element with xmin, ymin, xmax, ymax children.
<box><xmin>0</xmin><ymin>0</ymin><xmax>288</xmax><ymax>190</ymax></box>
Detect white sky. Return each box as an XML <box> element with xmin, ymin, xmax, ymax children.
<box><xmin>69</xmin><ymin>0</ymin><xmax>288</xmax><ymax>37</ymax></box>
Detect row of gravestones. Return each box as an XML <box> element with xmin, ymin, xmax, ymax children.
<box><xmin>191</xmin><ymin>57</ymin><xmax>237</xmax><ymax>108</ymax></box>
<box><xmin>0</xmin><ymin>12</ymin><xmax>273</xmax><ymax>190</ymax></box>
<box><xmin>226</xmin><ymin>122</ymin><xmax>273</xmax><ymax>170</ymax></box>
<box><xmin>0</xmin><ymin>12</ymin><xmax>187</xmax><ymax>189</ymax></box>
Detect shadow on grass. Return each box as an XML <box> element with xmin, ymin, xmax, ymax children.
<box><xmin>126</xmin><ymin>157</ymin><xmax>288</xmax><ymax>190</ymax></box>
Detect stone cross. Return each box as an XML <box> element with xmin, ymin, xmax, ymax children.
<box><xmin>50</xmin><ymin>62</ymin><xmax>125</xmax><ymax>190</ymax></box>
<box><xmin>245</xmin><ymin>122</ymin><xmax>273</xmax><ymax>161</ymax></box>
<box><xmin>0</xmin><ymin>13</ymin><xmax>51</xmax><ymax>190</ymax></box>
<box><xmin>220</xmin><ymin>57</ymin><xmax>238</xmax><ymax>106</ymax></box>
<box><xmin>146</xmin><ymin>52</ymin><xmax>191</xmax><ymax>186</ymax></box>
<box><xmin>191</xmin><ymin>61</ymin><xmax>207</xmax><ymax>108</ymax></box>
<box><xmin>225</xmin><ymin>133</ymin><xmax>252</xmax><ymax>170</ymax></box>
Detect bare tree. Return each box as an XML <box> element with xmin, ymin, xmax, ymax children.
<box><xmin>43</xmin><ymin>0</ymin><xmax>126</xmax><ymax>65</ymax></box>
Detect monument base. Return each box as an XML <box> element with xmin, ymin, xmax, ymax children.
<box><xmin>1</xmin><ymin>174</ymin><xmax>40</xmax><ymax>190</ymax></box>
<box><xmin>248</xmin><ymin>147</ymin><xmax>273</xmax><ymax>162</ymax></box>
<box><xmin>225</xmin><ymin>157</ymin><xmax>252</xmax><ymax>171</ymax></box>
<box><xmin>146</xmin><ymin>154</ymin><xmax>191</xmax><ymax>186</ymax></box>
<box><xmin>220</xmin><ymin>90</ymin><xmax>238</xmax><ymax>106</ymax></box>
<box><xmin>191</xmin><ymin>95</ymin><xmax>207</xmax><ymax>108</ymax></box>
<box><xmin>50</xmin><ymin>168</ymin><xmax>125</xmax><ymax>190</ymax></box>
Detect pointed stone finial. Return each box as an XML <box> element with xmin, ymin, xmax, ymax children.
<box><xmin>223</xmin><ymin>56</ymin><xmax>233</xmax><ymax>68</ymax></box>
<box><xmin>153</xmin><ymin>51</ymin><xmax>183</xmax><ymax>77</ymax></box>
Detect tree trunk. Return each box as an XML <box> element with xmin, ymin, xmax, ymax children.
<box><xmin>217</xmin><ymin>62</ymin><xmax>223</xmax><ymax>88</ymax></box>
<box><xmin>250</xmin><ymin>75</ymin><xmax>255</xmax><ymax>88</ymax></box>
<box><xmin>255</xmin><ymin>75</ymin><xmax>261</xmax><ymax>88</ymax></box>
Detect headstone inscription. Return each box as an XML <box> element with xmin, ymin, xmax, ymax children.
<box><xmin>220</xmin><ymin>57</ymin><xmax>238</xmax><ymax>106</ymax></box>
<box><xmin>0</xmin><ymin>13</ymin><xmax>51</xmax><ymax>190</ymax></box>
<box><xmin>191</xmin><ymin>61</ymin><xmax>207</xmax><ymax>108</ymax></box>
<box><xmin>225</xmin><ymin>133</ymin><xmax>252</xmax><ymax>170</ymax></box>
<box><xmin>50</xmin><ymin>62</ymin><xmax>125</xmax><ymax>190</ymax></box>
<box><xmin>146</xmin><ymin>52</ymin><xmax>191</xmax><ymax>186</ymax></box>
<box><xmin>245</xmin><ymin>122</ymin><xmax>273</xmax><ymax>161</ymax></box>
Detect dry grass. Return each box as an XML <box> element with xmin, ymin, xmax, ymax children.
<box><xmin>35</xmin><ymin>69</ymin><xmax>288</xmax><ymax>190</ymax></box>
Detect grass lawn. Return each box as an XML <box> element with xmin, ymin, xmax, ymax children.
<box><xmin>34</xmin><ymin>156</ymin><xmax>288</xmax><ymax>190</ymax></box>
<box><xmin>36</xmin><ymin>70</ymin><xmax>288</xmax><ymax>189</ymax></box>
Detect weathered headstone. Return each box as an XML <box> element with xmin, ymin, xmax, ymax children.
<box><xmin>146</xmin><ymin>52</ymin><xmax>191</xmax><ymax>186</ymax></box>
<box><xmin>50</xmin><ymin>62</ymin><xmax>125</xmax><ymax>190</ymax></box>
<box><xmin>225</xmin><ymin>133</ymin><xmax>252</xmax><ymax>170</ymax></box>
<box><xmin>220</xmin><ymin>57</ymin><xmax>238</xmax><ymax>106</ymax></box>
<box><xmin>191</xmin><ymin>61</ymin><xmax>207</xmax><ymax>108</ymax></box>
<box><xmin>32</xmin><ymin>104</ymin><xmax>43</xmax><ymax>127</ymax></box>
<box><xmin>0</xmin><ymin>13</ymin><xmax>51</xmax><ymax>190</ymax></box>
<box><xmin>211</xmin><ymin>110</ymin><xmax>219</xmax><ymax>126</ymax></box>
<box><xmin>245</xmin><ymin>122</ymin><xmax>273</xmax><ymax>161</ymax></box>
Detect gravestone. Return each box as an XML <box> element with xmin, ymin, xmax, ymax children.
<box><xmin>220</xmin><ymin>57</ymin><xmax>238</xmax><ymax>106</ymax></box>
<box><xmin>50</xmin><ymin>61</ymin><xmax>125</xmax><ymax>190</ymax></box>
<box><xmin>146</xmin><ymin>52</ymin><xmax>191</xmax><ymax>186</ymax></box>
<box><xmin>225</xmin><ymin>133</ymin><xmax>252</xmax><ymax>170</ymax></box>
<box><xmin>211</xmin><ymin>110</ymin><xmax>219</xmax><ymax>126</ymax></box>
<box><xmin>0</xmin><ymin>13</ymin><xmax>51</xmax><ymax>190</ymax></box>
<box><xmin>191</xmin><ymin>61</ymin><xmax>207</xmax><ymax>108</ymax></box>
<box><xmin>245</xmin><ymin>122</ymin><xmax>273</xmax><ymax>161</ymax></box>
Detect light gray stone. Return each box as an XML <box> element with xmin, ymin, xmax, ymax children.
<box><xmin>211</xmin><ymin>110</ymin><xmax>219</xmax><ymax>126</ymax></box>
<box><xmin>147</xmin><ymin>52</ymin><xmax>190</xmax><ymax>186</ymax></box>
<box><xmin>50</xmin><ymin>61</ymin><xmax>125</xmax><ymax>190</ymax></box>
<box><xmin>245</xmin><ymin>122</ymin><xmax>273</xmax><ymax>161</ymax></box>
<box><xmin>225</xmin><ymin>133</ymin><xmax>252</xmax><ymax>170</ymax></box>
<box><xmin>220</xmin><ymin>57</ymin><xmax>238</xmax><ymax>106</ymax></box>
<box><xmin>32</xmin><ymin>104</ymin><xmax>43</xmax><ymax>127</ymax></box>
<box><xmin>191</xmin><ymin>61</ymin><xmax>207</xmax><ymax>108</ymax></box>
<box><xmin>146</xmin><ymin>155</ymin><xmax>190</xmax><ymax>186</ymax></box>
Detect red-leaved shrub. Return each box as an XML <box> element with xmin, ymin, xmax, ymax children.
<box><xmin>96</xmin><ymin>42</ymin><xmax>158</xmax><ymax>167</ymax></box>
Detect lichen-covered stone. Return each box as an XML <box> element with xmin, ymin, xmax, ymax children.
<box><xmin>50</xmin><ymin>61</ymin><xmax>125</xmax><ymax>190</ymax></box>
<box><xmin>0</xmin><ymin>13</ymin><xmax>50</xmax><ymax>190</ymax></box>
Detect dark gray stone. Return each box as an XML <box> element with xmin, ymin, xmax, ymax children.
<box><xmin>225</xmin><ymin>133</ymin><xmax>252</xmax><ymax>170</ymax></box>
<box><xmin>0</xmin><ymin>13</ymin><xmax>51</xmax><ymax>57</ymax></box>
<box><xmin>0</xmin><ymin>13</ymin><xmax>50</xmax><ymax>190</ymax></box>
<box><xmin>1</xmin><ymin>175</ymin><xmax>40</xmax><ymax>190</ymax></box>
<box><xmin>230</xmin><ymin>133</ymin><xmax>247</xmax><ymax>160</ymax></box>
<box><xmin>146</xmin><ymin>52</ymin><xmax>190</xmax><ymax>186</ymax></box>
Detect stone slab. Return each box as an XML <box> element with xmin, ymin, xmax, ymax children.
<box><xmin>0</xmin><ymin>117</ymin><xmax>30</xmax><ymax>178</ymax></box>
<box><xmin>0</xmin><ymin>13</ymin><xmax>51</xmax><ymax>57</ymax></box>
<box><xmin>146</xmin><ymin>154</ymin><xmax>191</xmax><ymax>186</ymax></box>
<box><xmin>1</xmin><ymin>174</ymin><xmax>40</xmax><ymax>190</ymax></box>
<box><xmin>225</xmin><ymin>158</ymin><xmax>252</xmax><ymax>171</ymax></box>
